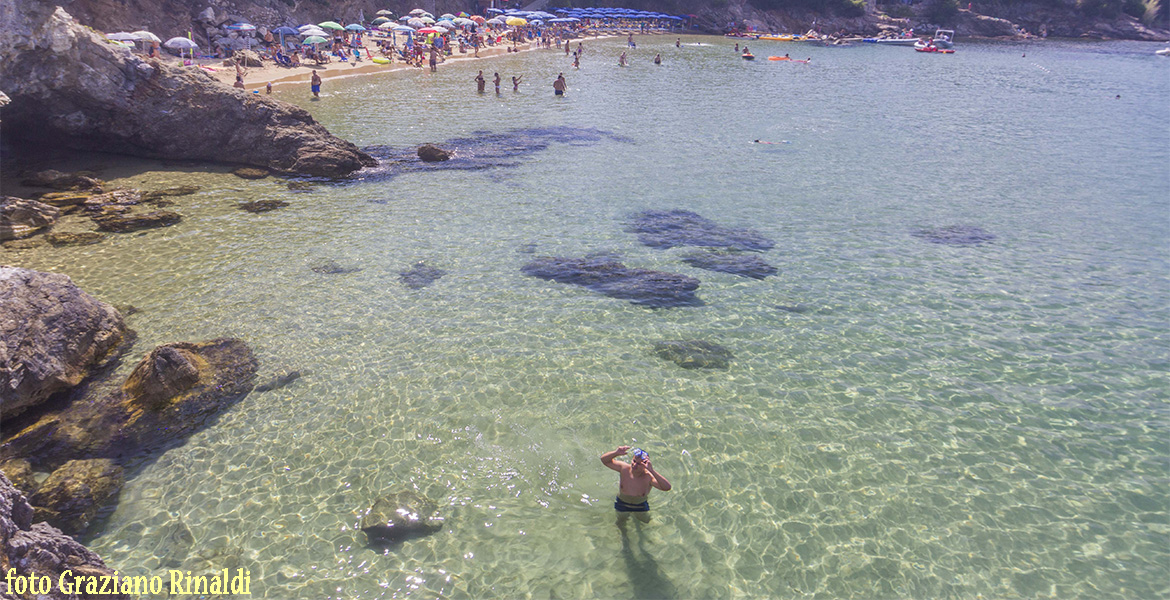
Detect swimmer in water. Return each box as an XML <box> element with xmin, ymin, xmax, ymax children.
<box><xmin>601</xmin><ymin>446</ymin><xmax>671</xmax><ymax>524</ymax></box>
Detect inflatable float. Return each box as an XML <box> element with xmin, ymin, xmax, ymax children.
<box><xmin>915</xmin><ymin>46</ymin><xmax>954</xmax><ymax>54</ymax></box>
<box><xmin>371</xmin><ymin>56</ymin><xmax>390</xmax><ymax>64</ymax></box>
<box><xmin>742</xmin><ymin>53</ymin><xmax>755</xmax><ymax>60</ymax></box>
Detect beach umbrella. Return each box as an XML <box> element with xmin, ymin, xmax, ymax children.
<box><xmin>271</xmin><ymin>26</ymin><xmax>299</xmax><ymax>48</ymax></box>
<box><xmin>300</xmin><ymin>28</ymin><xmax>327</xmax><ymax>37</ymax></box>
<box><xmin>407</xmin><ymin>18</ymin><xmax>426</xmax><ymax>28</ymax></box>
<box><xmin>470</xmin><ymin>15</ymin><xmax>486</xmax><ymax>24</ymax></box>
<box><xmin>109</xmin><ymin>40</ymin><xmax>135</xmax><ymax>48</ymax></box>
<box><xmin>487</xmin><ymin>17</ymin><xmax>505</xmax><ymax>25</ymax></box>
<box><xmin>505</xmin><ymin>16</ymin><xmax>527</xmax><ymax>26</ymax></box>
<box><xmin>107</xmin><ymin>31</ymin><xmax>138</xmax><ymax>41</ymax></box>
<box><xmin>371</xmin><ymin>17</ymin><xmax>390</xmax><ymax>25</ymax></box>
<box><xmin>417</xmin><ymin>27</ymin><xmax>442</xmax><ymax>34</ymax></box>
<box><xmin>391</xmin><ymin>24</ymin><xmax>414</xmax><ymax>33</ymax></box>
<box><xmin>302</xmin><ymin>35</ymin><xmax>328</xmax><ymax>44</ymax></box>
<box><xmin>409</xmin><ymin>8</ymin><xmax>427</xmax><ymax>15</ymax></box>
<box><xmin>377</xmin><ymin>9</ymin><xmax>394</xmax><ymax>16</ymax></box>
<box><xmin>345</xmin><ymin>24</ymin><xmax>366</xmax><ymax>31</ymax></box>
<box><xmin>419</xmin><ymin>16</ymin><xmax>435</xmax><ymax>24</ymax></box>
<box><xmin>298</xmin><ymin>24</ymin><xmax>319</xmax><ymax>31</ymax></box>
<box><xmin>440</xmin><ymin>13</ymin><xmax>456</xmax><ymax>19</ymax></box>
<box><xmin>458</xmin><ymin>12</ymin><xmax>470</xmax><ymax>17</ymax></box>
<box><xmin>318</xmin><ymin>21</ymin><xmax>344</xmax><ymax>31</ymax></box>
<box><xmin>453</xmin><ymin>17</ymin><xmax>474</xmax><ymax>26</ymax></box>
<box><xmin>486</xmin><ymin>8</ymin><xmax>504</xmax><ymax>14</ymax></box>
<box><xmin>164</xmin><ymin>36</ymin><xmax>198</xmax><ymax>49</ymax></box>
<box><xmin>226</xmin><ymin>22</ymin><xmax>256</xmax><ymax>31</ymax></box>
<box><xmin>132</xmin><ymin>30</ymin><xmax>161</xmax><ymax>42</ymax></box>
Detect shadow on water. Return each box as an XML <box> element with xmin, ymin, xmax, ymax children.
<box><xmin>618</xmin><ymin>518</ymin><xmax>679</xmax><ymax>600</ymax></box>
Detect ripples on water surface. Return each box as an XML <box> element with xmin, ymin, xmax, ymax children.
<box><xmin>5</xmin><ymin>36</ymin><xmax>1169</xmax><ymax>598</ymax></box>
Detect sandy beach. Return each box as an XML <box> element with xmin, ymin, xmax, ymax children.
<box><xmin>204</xmin><ymin>33</ymin><xmax>625</xmax><ymax>92</ymax></box>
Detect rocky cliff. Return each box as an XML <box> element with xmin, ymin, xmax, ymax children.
<box><xmin>0</xmin><ymin>0</ymin><xmax>375</xmax><ymax>177</ymax></box>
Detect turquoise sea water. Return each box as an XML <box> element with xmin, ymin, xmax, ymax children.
<box><xmin>5</xmin><ymin>36</ymin><xmax>1169</xmax><ymax>598</ymax></box>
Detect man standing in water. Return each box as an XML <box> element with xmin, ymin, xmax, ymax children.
<box><xmin>310</xmin><ymin>70</ymin><xmax>321</xmax><ymax>98</ymax></box>
<box><xmin>601</xmin><ymin>445</ymin><xmax>671</xmax><ymax>523</ymax></box>
<box><xmin>553</xmin><ymin>73</ymin><xmax>566</xmax><ymax>96</ymax></box>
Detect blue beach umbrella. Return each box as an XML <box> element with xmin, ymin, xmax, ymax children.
<box><xmin>346</xmin><ymin>23</ymin><xmax>366</xmax><ymax>32</ymax></box>
<box><xmin>271</xmin><ymin>26</ymin><xmax>299</xmax><ymax>48</ymax></box>
<box><xmin>226</xmin><ymin>22</ymin><xmax>256</xmax><ymax>31</ymax></box>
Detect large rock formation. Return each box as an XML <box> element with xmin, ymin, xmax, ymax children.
<box><xmin>0</xmin><ymin>0</ymin><xmax>375</xmax><ymax>177</ymax></box>
<box><xmin>0</xmin><ymin>472</ymin><xmax>130</xmax><ymax>599</ymax></box>
<box><xmin>0</xmin><ymin>267</ymin><xmax>129</xmax><ymax>420</ymax></box>
<box><xmin>0</xmin><ymin>338</ymin><xmax>258</xmax><ymax>470</ymax></box>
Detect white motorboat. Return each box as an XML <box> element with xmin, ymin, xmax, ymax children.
<box><xmin>914</xmin><ymin>29</ymin><xmax>955</xmax><ymax>50</ymax></box>
<box><xmin>1156</xmin><ymin>47</ymin><xmax>1170</xmax><ymax>56</ymax></box>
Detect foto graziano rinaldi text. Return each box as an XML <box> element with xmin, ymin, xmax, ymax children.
<box><xmin>5</xmin><ymin>568</ymin><xmax>252</xmax><ymax>596</ymax></box>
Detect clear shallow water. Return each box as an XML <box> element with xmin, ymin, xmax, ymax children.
<box><xmin>5</xmin><ymin>36</ymin><xmax>1169</xmax><ymax>599</ymax></box>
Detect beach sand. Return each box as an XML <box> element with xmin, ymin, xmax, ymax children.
<box><xmin>205</xmin><ymin>32</ymin><xmax>627</xmax><ymax>93</ymax></box>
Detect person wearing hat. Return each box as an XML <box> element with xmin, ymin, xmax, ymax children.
<box><xmin>601</xmin><ymin>445</ymin><xmax>672</xmax><ymax>523</ymax></box>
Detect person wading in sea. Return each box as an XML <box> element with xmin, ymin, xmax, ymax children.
<box><xmin>601</xmin><ymin>446</ymin><xmax>672</xmax><ymax>525</ymax></box>
<box><xmin>553</xmin><ymin>73</ymin><xmax>567</xmax><ymax>96</ymax></box>
<box><xmin>310</xmin><ymin>70</ymin><xmax>321</xmax><ymax>98</ymax></box>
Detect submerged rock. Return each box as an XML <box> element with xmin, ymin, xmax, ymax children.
<box><xmin>155</xmin><ymin>519</ymin><xmax>196</xmax><ymax>568</ymax></box>
<box><xmin>360</xmin><ymin>490</ymin><xmax>444</xmax><ymax>546</ymax></box>
<box><xmin>287</xmin><ymin>181</ymin><xmax>316</xmax><ymax>192</ymax></box>
<box><xmin>35</xmin><ymin>191</ymin><xmax>95</xmax><ymax>209</ymax></box>
<box><xmin>92</xmin><ymin>210</ymin><xmax>181</xmax><ymax>232</ymax></box>
<box><xmin>521</xmin><ymin>256</ymin><xmax>701</xmax><ymax>308</ymax></box>
<box><xmin>399</xmin><ymin>262</ymin><xmax>446</xmax><ymax>289</ymax></box>
<box><xmin>0</xmin><ymin>267</ymin><xmax>129</xmax><ymax>419</ymax></box>
<box><xmin>0</xmin><ymin>459</ymin><xmax>38</xmax><ymax>498</ymax></box>
<box><xmin>232</xmin><ymin>167</ymin><xmax>270</xmax><ymax>180</ymax></box>
<box><xmin>20</xmin><ymin>169</ymin><xmax>103</xmax><ymax>191</ymax></box>
<box><xmin>682</xmin><ymin>250</ymin><xmax>778</xmax><ymax>279</ymax></box>
<box><xmin>30</xmin><ymin>459</ymin><xmax>124</xmax><ymax>536</ymax></box>
<box><xmin>0</xmin><ymin>4</ymin><xmax>374</xmax><ymax>177</ymax></box>
<box><xmin>45</xmin><ymin>231</ymin><xmax>106</xmax><ymax>246</ymax></box>
<box><xmin>310</xmin><ymin>260</ymin><xmax>362</xmax><ymax>275</ymax></box>
<box><xmin>239</xmin><ymin>199</ymin><xmax>289</xmax><ymax>213</ymax></box>
<box><xmin>0</xmin><ymin>338</ymin><xmax>257</xmax><ymax>469</ymax></box>
<box><xmin>912</xmin><ymin>225</ymin><xmax>996</xmax><ymax>246</ymax></box>
<box><xmin>141</xmin><ymin>185</ymin><xmax>201</xmax><ymax>201</ymax></box>
<box><xmin>356</xmin><ymin>127</ymin><xmax>630</xmax><ymax>182</ymax></box>
<box><xmin>0</xmin><ymin>197</ymin><xmax>59</xmax><ymax>240</ymax></box>
<box><xmin>630</xmin><ymin>209</ymin><xmax>775</xmax><ymax>251</ymax></box>
<box><xmin>653</xmin><ymin>340</ymin><xmax>734</xmax><ymax>370</ymax></box>
<box><xmin>417</xmin><ymin>144</ymin><xmax>451</xmax><ymax>162</ymax></box>
<box><xmin>254</xmin><ymin>369</ymin><xmax>302</xmax><ymax>393</ymax></box>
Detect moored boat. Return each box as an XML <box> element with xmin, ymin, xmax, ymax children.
<box><xmin>862</xmin><ymin>37</ymin><xmax>920</xmax><ymax>46</ymax></box>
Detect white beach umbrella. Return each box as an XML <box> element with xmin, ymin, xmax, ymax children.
<box><xmin>409</xmin><ymin>8</ymin><xmax>427</xmax><ymax>15</ymax></box>
<box><xmin>440</xmin><ymin>13</ymin><xmax>456</xmax><ymax>20</ymax></box>
<box><xmin>406</xmin><ymin>18</ymin><xmax>426</xmax><ymax>28</ymax></box>
<box><xmin>298</xmin><ymin>24</ymin><xmax>319</xmax><ymax>31</ymax></box>
<box><xmin>132</xmin><ymin>30</ymin><xmax>161</xmax><ymax>42</ymax></box>
<box><xmin>106</xmin><ymin>32</ymin><xmax>138</xmax><ymax>41</ymax></box>
<box><xmin>164</xmin><ymin>36</ymin><xmax>199</xmax><ymax>49</ymax></box>
<box><xmin>300</xmin><ymin>28</ymin><xmax>328</xmax><ymax>38</ymax></box>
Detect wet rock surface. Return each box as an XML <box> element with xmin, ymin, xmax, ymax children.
<box><xmin>360</xmin><ymin>490</ymin><xmax>444</xmax><ymax>546</ymax></box>
<box><xmin>30</xmin><ymin>459</ymin><xmax>124</xmax><ymax>535</ymax></box>
<box><xmin>19</xmin><ymin>169</ymin><xmax>103</xmax><ymax>191</ymax></box>
<box><xmin>912</xmin><ymin>225</ymin><xmax>996</xmax><ymax>246</ymax></box>
<box><xmin>417</xmin><ymin>144</ymin><xmax>452</xmax><ymax>162</ymax></box>
<box><xmin>0</xmin><ymin>267</ymin><xmax>129</xmax><ymax>419</ymax></box>
<box><xmin>0</xmin><ymin>459</ymin><xmax>37</xmax><ymax>498</ymax></box>
<box><xmin>356</xmin><ymin>127</ymin><xmax>630</xmax><ymax>182</ymax></box>
<box><xmin>522</xmin><ymin>256</ymin><xmax>702</xmax><ymax>308</ymax></box>
<box><xmin>629</xmin><ymin>209</ymin><xmax>775</xmax><ymax>251</ymax></box>
<box><xmin>653</xmin><ymin>340</ymin><xmax>735</xmax><ymax>370</ymax></box>
<box><xmin>682</xmin><ymin>250</ymin><xmax>778</xmax><ymax>279</ymax></box>
<box><xmin>399</xmin><ymin>262</ymin><xmax>446</xmax><ymax>289</ymax></box>
<box><xmin>0</xmin><ymin>197</ymin><xmax>59</xmax><ymax>240</ymax></box>
<box><xmin>0</xmin><ymin>338</ymin><xmax>257</xmax><ymax>470</ymax></box>
<box><xmin>240</xmin><ymin>199</ymin><xmax>289</xmax><ymax>213</ymax></box>
<box><xmin>232</xmin><ymin>167</ymin><xmax>270</xmax><ymax>180</ymax></box>
<box><xmin>140</xmin><ymin>185</ymin><xmax>201</xmax><ymax>201</ymax></box>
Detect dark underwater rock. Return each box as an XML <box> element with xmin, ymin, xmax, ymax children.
<box><xmin>399</xmin><ymin>262</ymin><xmax>446</xmax><ymax>289</ymax></box>
<box><xmin>630</xmin><ymin>209</ymin><xmax>775</xmax><ymax>251</ymax></box>
<box><xmin>254</xmin><ymin>370</ymin><xmax>302</xmax><ymax>393</ymax></box>
<box><xmin>360</xmin><ymin>490</ymin><xmax>444</xmax><ymax>546</ymax></box>
<box><xmin>92</xmin><ymin>210</ymin><xmax>181</xmax><ymax>232</ymax></box>
<box><xmin>232</xmin><ymin>167</ymin><xmax>270</xmax><ymax>180</ymax></box>
<box><xmin>140</xmin><ymin>185</ymin><xmax>201</xmax><ymax>202</ymax></box>
<box><xmin>310</xmin><ymin>260</ymin><xmax>361</xmax><ymax>275</ymax></box>
<box><xmin>653</xmin><ymin>340</ymin><xmax>734</xmax><ymax>369</ymax></box>
<box><xmin>287</xmin><ymin>181</ymin><xmax>316</xmax><ymax>192</ymax></box>
<box><xmin>912</xmin><ymin>225</ymin><xmax>996</xmax><ymax>246</ymax></box>
<box><xmin>239</xmin><ymin>199</ymin><xmax>289</xmax><ymax>213</ymax></box>
<box><xmin>521</xmin><ymin>256</ymin><xmax>701</xmax><ymax>308</ymax></box>
<box><xmin>20</xmin><ymin>170</ymin><xmax>103</xmax><ymax>191</ymax></box>
<box><xmin>682</xmin><ymin>250</ymin><xmax>777</xmax><ymax>279</ymax></box>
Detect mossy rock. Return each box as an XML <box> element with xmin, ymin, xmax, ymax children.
<box><xmin>239</xmin><ymin>200</ymin><xmax>289</xmax><ymax>213</ymax></box>
<box><xmin>46</xmin><ymin>231</ymin><xmax>106</xmax><ymax>246</ymax></box>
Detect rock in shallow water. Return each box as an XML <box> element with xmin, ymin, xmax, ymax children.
<box><xmin>232</xmin><ymin>167</ymin><xmax>270</xmax><ymax>180</ymax></box>
<box><xmin>682</xmin><ymin>250</ymin><xmax>778</xmax><ymax>279</ymax></box>
<box><xmin>30</xmin><ymin>459</ymin><xmax>124</xmax><ymax>536</ymax></box>
<box><xmin>912</xmin><ymin>225</ymin><xmax>996</xmax><ymax>246</ymax></box>
<box><xmin>653</xmin><ymin>340</ymin><xmax>734</xmax><ymax>369</ymax></box>
<box><xmin>630</xmin><ymin>209</ymin><xmax>775</xmax><ymax>251</ymax></box>
<box><xmin>417</xmin><ymin>144</ymin><xmax>451</xmax><ymax>162</ymax></box>
<box><xmin>360</xmin><ymin>490</ymin><xmax>444</xmax><ymax>545</ymax></box>
<box><xmin>92</xmin><ymin>210</ymin><xmax>181</xmax><ymax>232</ymax></box>
<box><xmin>239</xmin><ymin>199</ymin><xmax>288</xmax><ymax>213</ymax></box>
<box><xmin>521</xmin><ymin>256</ymin><xmax>702</xmax><ymax>308</ymax></box>
<box><xmin>0</xmin><ymin>197</ymin><xmax>59</xmax><ymax>240</ymax></box>
<box><xmin>399</xmin><ymin>262</ymin><xmax>446</xmax><ymax>289</ymax></box>
<box><xmin>45</xmin><ymin>231</ymin><xmax>106</xmax><ymax>246</ymax></box>
<box><xmin>310</xmin><ymin>260</ymin><xmax>362</xmax><ymax>275</ymax></box>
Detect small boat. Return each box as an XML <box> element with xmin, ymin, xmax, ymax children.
<box><xmin>768</xmin><ymin>55</ymin><xmax>790</xmax><ymax>61</ymax></box>
<box><xmin>742</xmin><ymin>53</ymin><xmax>756</xmax><ymax>60</ymax></box>
<box><xmin>915</xmin><ymin>45</ymin><xmax>954</xmax><ymax>54</ymax></box>
<box><xmin>1157</xmin><ymin>48</ymin><xmax>1170</xmax><ymax>56</ymax></box>
<box><xmin>758</xmin><ymin>34</ymin><xmax>810</xmax><ymax>42</ymax></box>
<box><xmin>914</xmin><ymin>29</ymin><xmax>955</xmax><ymax>49</ymax></box>
<box><xmin>862</xmin><ymin>37</ymin><xmax>920</xmax><ymax>46</ymax></box>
